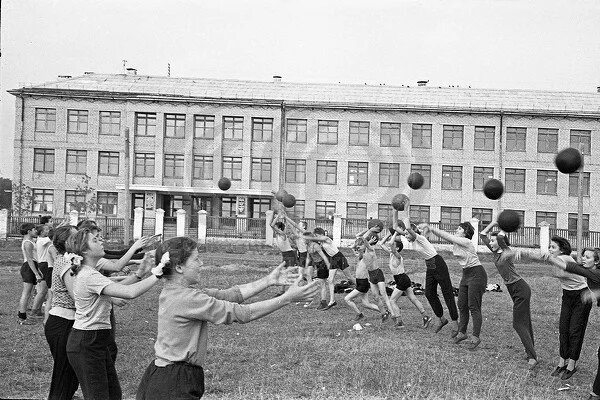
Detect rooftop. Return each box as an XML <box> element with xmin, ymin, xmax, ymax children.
<box><xmin>9</xmin><ymin>73</ymin><xmax>600</xmax><ymax>116</ymax></box>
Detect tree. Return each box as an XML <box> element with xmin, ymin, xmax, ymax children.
<box><xmin>68</xmin><ymin>174</ymin><xmax>100</xmax><ymax>217</ymax></box>
<box><xmin>11</xmin><ymin>181</ymin><xmax>32</xmax><ymax>215</ymax></box>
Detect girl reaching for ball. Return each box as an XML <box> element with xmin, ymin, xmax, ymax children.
<box><xmin>344</xmin><ymin>238</ymin><xmax>383</xmax><ymax>321</ymax></box>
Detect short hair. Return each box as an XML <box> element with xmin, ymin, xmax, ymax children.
<box><xmin>551</xmin><ymin>236</ymin><xmax>572</xmax><ymax>255</ymax></box>
<box><xmin>65</xmin><ymin>228</ymin><xmax>94</xmax><ymax>275</ymax></box>
<box><xmin>53</xmin><ymin>225</ymin><xmax>76</xmax><ymax>255</ymax></box>
<box><xmin>155</xmin><ymin>237</ymin><xmax>198</xmax><ymax>278</ymax></box>
<box><xmin>581</xmin><ymin>247</ymin><xmax>600</xmax><ymax>264</ymax></box>
<box><xmin>35</xmin><ymin>224</ymin><xmax>47</xmax><ymax>236</ymax></box>
<box><xmin>313</xmin><ymin>227</ymin><xmax>326</xmax><ymax>236</ymax></box>
<box><xmin>40</xmin><ymin>215</ymin><xmax>52</xmax><ymax>225</ymax></box>
<box><xmin>77</xmin><ymin>219</ymin><xmax>98</xmax><ymax>230</ymax></box>
<box><xmin>274</xmin><ymin>221</ymin><xmax>285</xmax><ymax>231</ymax></box>
<box><xmin>298</xmin><ymin>221</ymin><xmax>308</xmax><ymax>229</ymax></box>
<box><xmin>490</xmin><ymin>232</ymin><xmax>510</xmax><ymax>247</ymax></box>
<box><xmin>459</xmin><ymin>222</ymin><xmax>475</xmax><ymax>240</ymax></box>
<box><xmin>20</xmin><ymin>222</ymin><xmax>36</xmax><ymax>235</ymax></box>
<box><xmin>394</xmin><ymin>237</ymin><xmax>404</xmax><ymax>252</ymax></box>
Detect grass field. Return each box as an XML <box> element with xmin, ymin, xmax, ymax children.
<box><xmin>1</xmin><ymin>238</ymin><xmax>599</xmax><ymax>400</ymax></box>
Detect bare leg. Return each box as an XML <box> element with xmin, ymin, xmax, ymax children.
<box><xmin>18</xmin><ymin>283</ymin><xmax>34</xmax><ymax>314</ymax></box>
<box><xmin>376</xmin><ymin>281</ymin><xmax>395</xmax><ymax>316</ymax></box>
<box><xmin>405</xmin><ymin>287</ymin><xmax>426</xmax><ymax>314</ymax></box>
<box><xmin>341</xmin><ymin>268</ymin><xmax>356</xmax><ymax>285</ymax></box>
<box><xmin>327</xmin><ymin>269</ymin><xmax>337</xmax><ymax>305</ymax></box>
<box><xmin>389</xmin><ymin>288</ymin><xmax>403</xmax><ymax>318</ymax></box>
<box><xmin>32</xmin><ymin>281</ymin><xmax>48</xmax><ymax>312</ymax></box>
<box><xmin>344</xmin><ymin>289</ymin><xmax>362</xmax><ymax>314</ymax></box>
<box><xmin>360</xmin><ymin>293</ymin><xmax>382</xmax><ymax>312</ymax></box>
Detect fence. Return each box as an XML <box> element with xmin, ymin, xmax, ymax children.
<box><xmin>205</xmin><ymin>216</ymin><xmax>266</xmax><ymax>239</ymax></box>
<box><xmin>341</xmin><ymin>218</ymin><xmax>369</xmax><ymax>239</ymax></box>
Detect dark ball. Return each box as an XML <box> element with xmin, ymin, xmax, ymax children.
<box><xmin>555</xmin><ymin>147</ymin><xmax>583</xmax><ymax>174</ymax></box>
<box><xmin>483</xmin><ymin>179</ymin><xmax>504</xmax><ymax>200</ymax></box>
<box><xmin>275</xmin><ymin>189</ymin><xmax>288</xmax><ymax>202</ymax></box>
<box><xmin>407</xmin><ymin>172</ymin><xmax>424</xmax><ymax>190</ymax></box>
<box><xmin>497</xmin><ymin>210</ymin><xmax>521</xmax><ymax>233</ymax></box>
<box><xmin>282</xmin><ymin>193</ymin><xmax>296</xmax><ymax>208</ymax></box>
<box><xmin>391</xmin><ymin>194</ymin><xmax>409</xmax><ymax>211</ymax></box>
<box><xmin>217</xmin><ymin>177</ymin><xmax>231</xmax><ymax>191</ymax></box>
<box><xmin>367</xmin><ymin>218</ymin><xmax>384</xmax><ymax>232</ymax></box>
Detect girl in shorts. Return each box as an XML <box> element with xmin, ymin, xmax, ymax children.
<box><xmin>269</xmin><ymin>212</ymin><xmax>299</xmax><ymax>268</ymax></box>
<box><xmin>18</xmin><ymin>222</ymin><xmax>45</xmax><ymax>324</ymax></box>
<box><xmin>284</xmin><ymin>216</ymin><xmax>309</xmax><ymax>280</ymax></box>
<box><xmin>305</xmin><ymin>236</ymin><xmax>331</xmax><ymax>309</ymax></box>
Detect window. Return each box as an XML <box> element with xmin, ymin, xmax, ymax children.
<box><xmin>568</xmin><ymin>213</ymin><xmax>589</xmax><ymax>234</ymax></box>
<box><xmin>570</xmin><ymin>130</ymin><xmax>591</xmax><ymax>155</ymax></box>
<box><xmin>164</xmin><ymin>154</ymin><xmax>184</xmax><ymax>178</ymax></box>
<box><xmin>536</xmin><ymin>211</ymin><xmax>556</xmax><ymax>229</ymax></box>
<box><xmin>288</xmin><ymin>200</ymin><xmax>305</xmax><ymax>219</ymax></box>
<box><xmin>32</xmin><ymin>189</ymin><xmax>53</xmax><ymax>212</ymax></box>
<box><xmin>134</xmin><ymin>153</ymin><xmax>155</xmax><ymax>178</ymax></box>
<box><xmin>286</xmin><ymin>119</ymin><xmax>307</xmax><ymax>143</ymax></box>
<box><xmin>315</xmin><ymin>201</ymin><xmax>336</xmax><ymax>219</ymax></box>
<box><xmin>348</xmin><ymin>162</ymin><xmax>368</xmax><ymax>186</ymax></box>
<box><xmin>67</xmin><ymin>110</ymin><xmax>88</xmax><ymax>134</ymax></box>
<box><xmin>442</xmin><ymin>165</ymin><xmax>462</xmax><ymax>190</ymax></box>
<box><xmin>379</xmin><ymin>163</ymin><xmax>399</xmax><ymax>187</ymax></box>
<box><xmin>135</xmin><ymin>112</ymin><xmax>157</xmax><ymax>136</ymax></box>
<box><xmin>412</xmin><ymin>124</ymin><xmax>432</xmax><ymax>148</ymax></box>
<box><xmin>194</xmin><ymin>115</ymin><xmax>214</xmax><ymax>139</ymax></box>
<box><xmin>33</xmin><ymin>148</ymin><xmax>55</xmax><ymax>173</ymax></box>
<box><xmin>472</xmin><ymin>208</ymin><xmax>493</xmax><ymax>228</ymax></box>
<box><xmin>410</xmin><ymin>164</ymin><xmax>431</xmax><ymax>189</ymax></box>
<box><xmin>380</xmin><ymin>122</ymin><xmax>400</xmax><ymax>147</ymax></box>
<box><xmin>164</xmin><ymin>114</ymin><xmax>186</xmax><ymax>138</ymax></box>
<box><xmin>98</xmin><ymin>151</ymin><xmax>119</xmax><ymax>176</ymax></box>
<box><xmin>317</xmin><ymin>120</ymin><xmax>338</xmax><ymax>144</ymax></box>
<box><xmin>222</xmin><ymin>156</ymin><xmax>242</xmax><ymax>181</ymax></box>
<box><xmin>537</xmin><ymin>128</ymin><xmax>558</xmax><ymax>153</ymax></box>
<box><xmin>193</xmin><ymin>155</ymin><xmax>213</xmax><ymax>180</ymax></box>
<box><xmin>66</xmin><ymin>150</ymin><xmax>87</xmax><ymax>174</ymax></box>
<box><xmin>223</xmin><ymin>116</ymin><xmax>243</xmax><ymax>140</ymax></box>
<box><xmin>346</xmin><ymin>202</ymin><xmax>367</xmax><ymax>219</ymax></box>
<box><xmin>440</xmin><ymin>206</ymin><xmax>461</xmax><ymax>227</ymax></box>
<box><xmin>349</xmin><ymin>121</ymin><xmax>369</xmax><ymax>146</ymax></box>
<box><xmin>316</xmin><ymin>160</ymin><xmax>337</xmax><ymax>185</ymax></box>
<box><xmin>97</xmin><ymin>192</ymin><xmax>118</xmax><ymax>215</ymax></box>
<box><xmin>442</xmin><ymin>125</ymin><xmax>463</xmax><ymax>149</ymax></box>
<box><xmin>132</xmin><ymin>193</ymin><xmax>145</xmax><ymax>216</ymax></box>
<box><xmin>251</xmin><ymin>198</ymin><xmax>271</xmax><ymax>218</ymax></box>
<box><xmin>285</xmin><ymin>159</ymin><xmax>306</xmax><ymax>183</ymax></box>
<box><xmin>536</xmin><ymin>170</ymin><xmax>557</xmax><ymax>195</ymax></box>
<box><xmin>474</xmin><ymin>126</ymin><xmax>495</xmax><ymax>151</ymax></box>
<box><xmin>506</xmin><ymin>127</ymin><xmax>526</xmax><ymax>152</ymax></box>
<box><xmin>505</xmin><ymin>168</ymin><xmax>525</xmax><ymax>193</ymax></box>
<box><xmin>252</xmin><ymin>118</ymin><xmax>273</xmax><ymax>142</ymax></box>
<box><xmin>99</xmin><ymin>111</ymin><xmax>121</xmax><ymax>135</ymax></box>
<box><xmin>251</xmin><ymin>158</ymin><xmax>271</xmax><ymax>182</ymax></box>
<box><xmin>35</xmin><ymin>108</ymin><xmax>56</xmax><ymax>132</ymax></box>
<box><xmin>64</xmin><ymin>190</ymin><xmax>86</xmax><ymax>213</ymax></box>
<box><xmin>568</xmin><ymin>172</ymin><xmax>590</xmax><ymax>197</ymax></box>
<box><xmin>410</xmin><ymin>205</ymin><xmax>430</xmax><ymax>224</ymax></box>
<box><xmin>473</xmin><ymin>167</ymin><xmax>494</xmax><ymax>191</ymax></box>
<box><xmin>221</xmin><ymin>197</ymin><xmax>237</xmax><ymax>217</ymax></box>
<box><xmin>378</xmin><ymin>204</ymin><xmax>393</xmax><ymax>221</ymax></box>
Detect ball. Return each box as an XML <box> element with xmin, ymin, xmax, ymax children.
<box><xmin>555</xmin><ymin>147</ymin><xmax>583</xmax><ymax>174</ymax></box>
<box><xmin>483</xmin><ymin>179</ymin><xmax>504</xmax><ymax>200</ymax></box>
<box><xmin>217</xmin><ymin>177</ymin><xmax>231</xmax><ymax>191</ymax></box>
<box><xmin>407</xmin><ymin>172</ymin><xmax>424</xmax><ymax>190</ymax></box>
<box><xmin>497</xmin><ymin>210</ymin><xmax>521</xmax><ymax>233</ymax></box>
<box><xmin>282</xmin><ymin>193</ymin><xmax>296</xmax><ymax>208</ymax></box>
<box><xmin>367</xmin><ymin>218</ymin><xmax>384</xmax><ymax>232</ymax></box>
<box><xmin>391</xmin><ymin>194</ymin><xmax>409</xmax><ymax>211</ymax></box>
<box><xmin>275</xmin><ymin>188</ymin><xmax>288</xmax><ymax>202</ymax></box>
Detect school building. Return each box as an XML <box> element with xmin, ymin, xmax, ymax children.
<box><xmin>9</xmin><ymin>72</ymin><xmax>600</xmax><ymax>231</ymax></box>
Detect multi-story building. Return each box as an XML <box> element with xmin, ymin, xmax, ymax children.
<box><xmin>9</xmin><ymin>72</ymin><xmax>600</xmax><ymax>231</ymax></box>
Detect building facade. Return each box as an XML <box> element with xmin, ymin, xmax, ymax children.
<box><xmin>9</xmin><ymin>73</ymin><xmax>600</xmax><ymax>230</ymax></box>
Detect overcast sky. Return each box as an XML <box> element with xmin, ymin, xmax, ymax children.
<box><xmin>1</xmin><ymin>0</ymin><xmax>599</xmax><ymax>180</ymax></box>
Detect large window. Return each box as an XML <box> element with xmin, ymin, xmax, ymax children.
<box><xmin>442</xmin><ymin>125</ymin><xmax>463</xmax><ymax>150</ymax></box>
<box><xmin>440</xmin><ymin>206</ymin><xmax>461</xmax><ymax>227</ymax></box>
<box><xmin>441</xmin><ymin>165</ymin><xmax>462</xmax><ymax>190</ymax></box>
<box><xmin>349</xmin><ymin>121</ymin><xmax>369</xmax><ymax>146</ymax></box>
<box><xmin>537</xmin><ymin>128</ymin><xmax>558</xmax><ymax>153</ymax></box>
<box><xmin>287</xmin><ymin>200</ymin><xmax>305</xmax><ymax>219</ymax></box>
<box><xmin>286</xmin><ymin>119</ymin><xmax>307</xmax><ymax>143</ymax></box>
<box><xmin>64</xmin><ymin>190</ymin><xmax>86</xmax><ymax>213</ymax></box>
<box><xmin>315</xmin><ymin>201</ymin><xmax>336</xmax><ymax>219</ymax></box>
<box><xmin>67</xmin><ymin>110</ymin><xmax>88</xmax><ymax>134</ymax></box>
<box><xmin>99</xmin><ymin>111</ymin><xmax>121</xmax><ymax>135</ymax></box>
<box><xmin>251</xmin><ymin>198</ymin><xmax>271</xmax><ymax>218</ymax></box>
<box><xmin>164</xmin><ymin>154</ymin><xmax>184</xmax><ymax>178</ymax></box>
<box><xmin>251</xmin><ymin>158</ymin><xmax>271</xmax><ymax>182</ymax></box>
<box><xmin>568</xmin><ymin>213</ymin><xmax>589</xmax><ymax>234</ymax></box>
<box><xmin>252</xmin><ymin>118</ymin><xmax>273</xmax><ymax>142</ymax></box>
<box><xmin>222</xmin><ymin>156</ymin><xmax>242</xmax><ymax>181</ymax></box>
<box><xmin>97</xmin><ymin>192</ymin><xmax>118</xmax><ymax>215</ymax></box>
<box><xmin>536</xmin><ymin>170</ymin><xmax>557</xmax><ymax>195</ymax></box>
<box><xmin>410</xmin><ymin>164</ymin><xmax>431</xmax><ymax>189</ymax></box>
<box><xmin>412</xmin><ymin>124</ymin><xmax>432</xmax><ymax>148</ymax></box>
<box><xmin>506</xmin><ymin>127</ymin><xmax>526</xmax><ymax>152</ymax></box>
<box><xmin>33</xmin><ymin>148</ymin><xmax>55</xmax><ymax>173</ymax></box>
<box><xmin>164</xmin><ymin>114</ymin><xmax>186</xmax><ymax>138</ymax></box>
<box><xmin>316</xmin><ymin>160</ymin><xmax>337</xmax><ymax>185</ymax></box>
<box><xmin>194</xmin><ymin>115</ymin><xmax>214</xmax><ymax>139</ymax></box>
<box><xmin>193</xmin><ymin>155</ymin><xmax>213</xmax><ymax>180</ymax></box>
<box><xmin>347</xmin><ymin>202</ymin><xmax>367</xmax><ymax>219</ymax></box>
<box><xmin>134</xmin><ymin>153</ymin><xmax>155</xmax><ymax>177</ymax></box>
<box><xmin>223</xmin><ymin>116</ymin><xmax>243</xmax><ymax>140</ymax></box>
<box><xmin>285</xmin><ymin>159</ymin><xmax>306</xmax><ymax>183</ymax></box>
<box><xmin>379</xmin><ymin>163</ymin><xmax>399</xmax><ymax>187</ymax></box>
<box><xmin>378</xmin><ymin>204</ymin><xmax>393</xmax><ymax>221</ymax></box>
<box><xmin>32</xmin><ymin>189</ymin><xmax>53</xmax><ymax>212</ymax></box>
<box><xmin>35</xmin><ymin>108</ymin><xmax>56</xmax><ymax>132</ymax></box>
<box><xmin>536</xmin><ymin>211</ymin><xmax>556</xmax><ymax>229</ymax></box>
<box><xmin>472</xmin><ymin>208</ymin><xmax>493</xmax><ymax>228</ymax></box>
<box><xmin>348</xmin><ymin>162</ymin><xmax>368</xmax><ymax>186</ymax></box>
<box><xmin>380</xmin><ymin>122</ymin><xmax>400</xmax><ymax>147</ymax></box>
<box><xmin>505</xmin><ymin>168</ymin><xmax>525</xmax><ymax>193</ymax></box>
<box><xmin>568</xmin><ymin>172</ymin><xmax>590</xmax><ymax>197</ymax></box>
<box><xmin>410</xmin><ymin>205</ymin><xmax>430</xmax><ymax>224</ymax></box>
<box><xmin>570</xmin><ymin>130</ymin><xmax>591</xmax><ymax>155</ymax></box>
<box><xmin>317</xmin><ymin>120</ymin><xmax>338</xmax><ymax>144</ymax></box>
<box><xmin>474</xmin><ymin>126</ymin><xmax>495</xmax><ymax>151</ymax></box>
<box><xmin>135</xmin><ymin>112</ymin><xmax>157</xmax><ymax>136</ymax></box>
<box><xmin>66</xmin><ymin>150</ymin><xmax>87</xmax><ymax>174</ymax></box>
<box><xmin>98</xmin><ymin>151</ymin><xmax>119</xmax><ymax>176</ymax></box>
<box><xmin>473</xmin><ymin>167</ymin><xmax>494</xmax><ymax>191</ymax></box>
<box><xmin>221</xmin><ymin>197</ymin><xmax>237</xmax><ymax>217</ymax></box>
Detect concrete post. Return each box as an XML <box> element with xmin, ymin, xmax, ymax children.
<box><xmin>69</xmin><ymin>210</ymin><xmax>79</xmax><ymax>226</ymax></box>
<box><xmin>265</xmin><ymin>210</ymin><xmax>274</xmax><ymax>246</ymax></box>
<box><xmin>133</xmin><ymin>207</ymin><xmax>144</xmax><ymax>240</ymax></box>
<box><xmin>539</xmin><ymin>221</ymin><xmax>550</xmax><ymax>252</ymax></box>
<box><xmin>332</xmin><ymin>213</ymin><xmax>342</xmax><ymax>248</ymax></box>
<box><xmin>155</xmin><ymin>208</ymin><xmax>164</xmax><ymax>236</ymax></box>
<box><xmin>0</xmin><ymin>209</ymin><xmax>8</xmax><ymax>239</ymax></box>
<box><xmin>198</xmin><ymin>210</ymin><xmax>207</xmax><ymax>244</ymax></box>
<box><xmin>470</xmin><ymin>217</ymin><xmax>479</xmax><ymax>249</ymax></box>
<box><xmin>176</xmin><ymin>209</ymin><xmax>186</xmax><ymax>237</ymax></box>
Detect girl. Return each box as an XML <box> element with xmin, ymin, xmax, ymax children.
<box><xmin>136</xmin><ymin>237</ymin><xmax>319</xmax><ymax>400</ymax></box>
<box><xmin>269</xmin><ymin>212</ymin><xmax>299</xmax><ymax>268</ymax></box>
<box><xmin>304</xmin><ymin>234</ymin><xmax>331</xmax><ymax>309</ymax></box>
<box><xmin>423</xmin><ymin>221</ymin><xmax>487</xmax><ymax>350</ymax></box>
<box><xmin>18</xmin><ymin>222</ymin><xmax>45</xmax><ymax>324</ymax></box>
<box><xmin>284</xmin><ymin>216</ymin><xmax>309</xmax><ymax>280</ymax></box>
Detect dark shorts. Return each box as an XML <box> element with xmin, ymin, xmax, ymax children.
<box><xmin>298</xmin><ymin>251</ymin><xmax>307</xmax><ymax>268</ymax></box>
<box><xmin>356</xmin><ymin>278</ymin><xmax>370</xmax><ymax>293</ymax></box>
<box><xmin>38</xmin><ymin>262</ymin><xmax>52</xmax><ymax>287</ymax></box>
<box><xmin>329</xmin><ymin>252</ymin><xmax>349</xmax><ymax>270</ymax></box>
<box><xmin>315</xmin><ymin>261</ymin><xmax>329</xmax><ymax>279</ymax></box>
<box><xmin>368</xmin><ymin>268</ymin><xmax>385</xmax><ymax>285</ymax></box>
<box><xmin>20</xmin><ymin>261</ymin><xmax>39</xmax><ymax>284</ymax></box>
<box><xmin>137</xmin><ymin>361</ymin><xmax>205</xmax><ymax>400</ymax></box>
<box><xmin>394</xmin><ymin>273</ymin><xmax>412</xmax><ymax>291</ymax></box>
<box><xmin>282</xmin><ymin>250</ymin><xmax>298</xmax><ymax>267</ymax></box>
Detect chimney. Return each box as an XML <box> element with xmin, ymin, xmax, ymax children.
<box><xmin>58</xmin><ymin>75</ymin><xmax>72</xmax><ymax>79</ymax></box>
<box><xmin>273</xmin><ymin>75</ymin><xmax>282</xmax><ymax>83</ymax></box>
<box><xmin>417</xmin><ymin>80</ymin><xmax>428</xmax><ymax>87</ymax></box>
<box><xmin>126</xmin><ymin>68</ymin><xmax>137</xmax><ymax>75</ymax></box>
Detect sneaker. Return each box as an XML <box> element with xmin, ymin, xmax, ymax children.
<box><xmin>381</xmin><ymin>311</ymin><xmax>390</xmax><ymax>323</ymax></box>
<box><xmin>551</xmin><ymin>365</ymin><xmax>567</xmax><ymax>377</ymax></box>
<box><xmin>561</xmin><ymin>367</ymin><xmax>577</xmax><ymax>380</ymax></box>
<box><xmin>453</xmin><ymin>332</ymin><xmax>469</xmax><ymax>344</ymax></box>
<box><xmin>323</xmin><ymin>301</ymin><xmax>337</xmax><ymax>310</ymax></box>
<box><xmin>354</xmin><ymin>313</ymin><xmax>364</xmax><ymax>321</ymax></box>
<box><xmin>527</xmin><ymin>359</ymin><xmax>539</xmax><ymax>370</ymax></box>
<box><xmin>434</xmin><ymin>317</ymin><xmax>448</xmax><ymax>333</ymax></box>
<box><xmin>18</xmin><ymin>318</ymin><xmax>36</xmax><ymax>325</ymax></box>
<box><xmin>422</xmin><ymin>315</ymin><xmax>432</xmax><ymax>329</ymax></box>
<box><xmin>316</xmin><ymin>300</ymin><xmax>328</xmax><ymax>310</ymax></box>
<box><xmin>467</xmin><ymin>336</ymin><xmax>481</xmax><ymax>350</ymax></box>
<box><xmin>30</xmin><ymin>310</ymin><xmax>44</xmax><ymax>319</ymax></box>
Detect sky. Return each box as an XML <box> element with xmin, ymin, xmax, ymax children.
<box><xmin>1</xmin><ymin>0</ymin><xmax>599</xmax><ymax>180</ymax></box>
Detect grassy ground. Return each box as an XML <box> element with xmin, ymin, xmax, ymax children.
<box><xmin>0</xmin><ymin>239</ymin><xmax>599</xmax><ymax>399</ymax></box>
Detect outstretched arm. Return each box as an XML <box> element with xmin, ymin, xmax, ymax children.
<box><xmin>425</xmin><ymin>225</ymin><xmax>472</xmax><ymax>247</ymax></box>
<box><xmin>283</xmin><ymin>216</ymin><xmax>306</xmax><ymax>234</ymax></box>
<box><xmin>269</xmin><ymin>213</ymin><xmax>286</xmax><ymax>236</ymax></box>
<box><xmin>236</xmin><ymin>263</ymin><xmax>301</xmax><ymax>300</ymax></box>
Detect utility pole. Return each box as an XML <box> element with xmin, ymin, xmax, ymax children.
<box><xmin>124</xmin><ymin>128</ymin><xmax>131</xmax><ymax>244</ymax></box>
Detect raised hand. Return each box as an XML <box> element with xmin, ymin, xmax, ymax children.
<box><xmin>268</xmin><ymin>263</ymin><xmax>301</xmax><ymax>286</ymax></box>
<box><xmin>284</xmin><ymin>276</ymin><xmax>320</xmax><ymax>303</ymax></box>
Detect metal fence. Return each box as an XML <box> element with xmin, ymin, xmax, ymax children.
<box><xmin>549</xmin><ymin>229</ymin><xmax>600</xmax><ymax>249</ymax></box>
<box><xmin>341</xmin><ymin>218</ymin><xmax>369</xmax><ymax>239</ymax></box>
<box><xmin>206</xmin><ymin>216</ymin><xmax>266</xmax><ymax>239</ymax></box>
